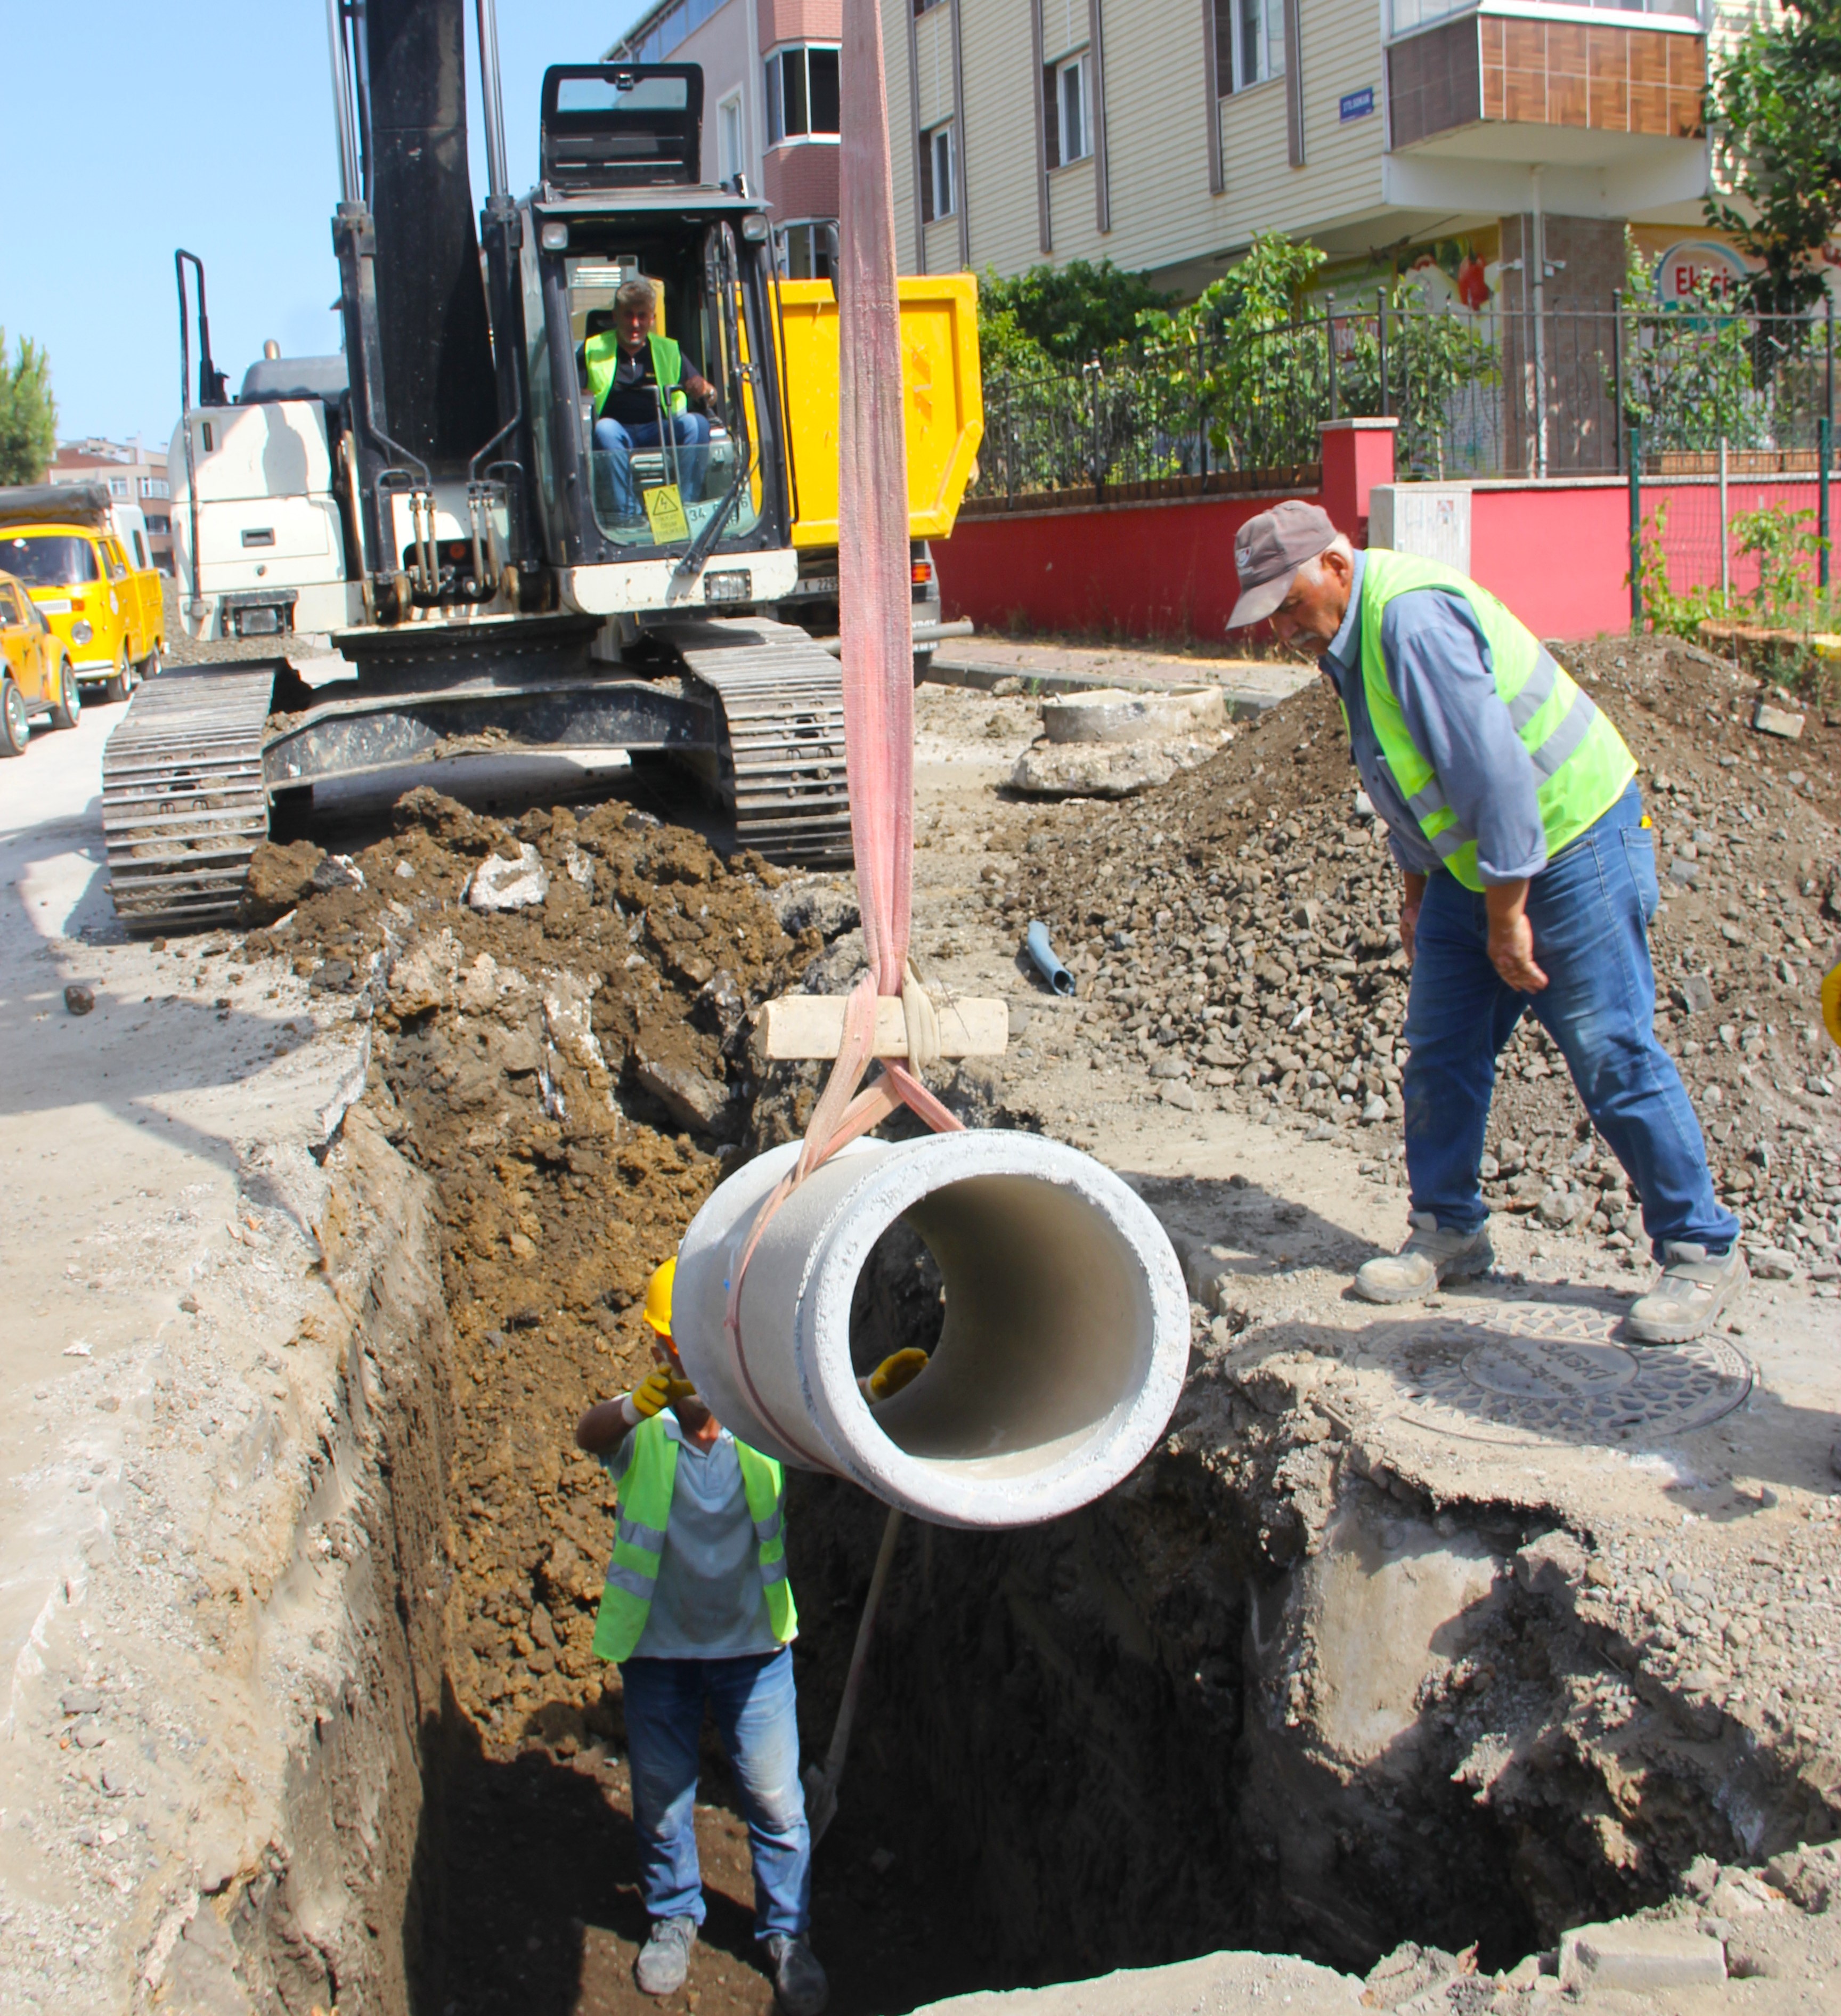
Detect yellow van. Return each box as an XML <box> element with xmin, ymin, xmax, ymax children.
<box><xmin>0</xmin><ymin>483</ymin><xmax>163</xmax><ymax>702</ymax></box>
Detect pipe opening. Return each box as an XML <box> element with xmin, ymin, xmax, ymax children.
<box><xmin>851</xmin><ymin>1174</ymin><xmax>1158</xmax><ymax>1476</ymax></box>
<box><xmin>676</xmin><ymin>1133</ymin><xmax>1190</xmax><ymax>1526</ymax></box>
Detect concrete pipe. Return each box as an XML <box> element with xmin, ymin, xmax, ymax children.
<box><xmin>672</xmin><ymin>1131</ymin><xmax>1190</xmax><ymax>1529</ymax></box>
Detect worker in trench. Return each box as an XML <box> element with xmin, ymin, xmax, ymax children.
<box><xmin>574</xmin><ymin>1258</ymin><xmax>927</xmax><ymax>2011</ymax></box>
<box><xmin>1228</xmin><ymin>500</ymin><xmax>1744</xmax><ymax>1343</ymax></box>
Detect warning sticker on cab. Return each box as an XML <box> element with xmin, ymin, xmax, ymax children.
<box><xmin>643</xmin><ymin>485</ymin><xmax>690</xmax><ymax>544</ymax></box>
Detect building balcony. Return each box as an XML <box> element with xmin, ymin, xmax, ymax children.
<box><xmin>1388</xmin><ymin>1</ymin><xmax>1705</xmax><ymax>167</ymax></box>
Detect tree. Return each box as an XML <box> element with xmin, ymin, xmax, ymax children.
<box><xmin>1705</xmin><ymin>0</ymin><xmax>1841</xmax><ymax>317</ymax></box>
<box><xmin>0</xmin><ymin>331</ymin><xmax>58</xmax><ymax>485</ymax></box>
<box><xmin>977</xmin><ymin>259</ymin><xmax>1171</xmax><ymax>373</ymax></box>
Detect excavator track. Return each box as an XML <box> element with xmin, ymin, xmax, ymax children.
<box><xmin>100</xmin><ymin>662</ymin><xmax>278</xmax><ymax>932</ymax></box>
<box><xmin>661</xmin><ymin>616</ymin><xmax>853</xmax><ymax>868</ymax></box>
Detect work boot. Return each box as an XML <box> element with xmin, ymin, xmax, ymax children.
<box><xmin>765</xmin><ymin>1933</ymin><xmax>829</xmax><ymax>2016</ymax></box>
<box><xmin>634</xmin><ymin>1916</ymin><xmax>697</xmax><ymax>1996</ymax></box>
<box><xmin>1353</xmin><ymin>1212</ymin><xmax>1494</xmax><ymax>1305</ymax></box>
<box><xmin>1626</xmin><ymin>1243</ymin><xmax>1748</xmax><ymax>1345</ymax></box>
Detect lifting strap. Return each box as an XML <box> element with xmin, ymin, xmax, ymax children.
<box><xmin>722</xmin><ymin>0</ymin><xmax>948</xmax><ymax>1840</ymax></box>
<box><xmin>722</xmin><ymin>0</ymin><xmax>961</xmax><ymax>1458</ymax></box>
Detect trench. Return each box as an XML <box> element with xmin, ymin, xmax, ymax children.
<box><xmin>360</xmin><ymin>1185</ymin><xmax>1765</xmax><ymax>2016</ymax></box>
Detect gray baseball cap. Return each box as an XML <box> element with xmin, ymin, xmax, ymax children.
<box><xmin>1227</xmin><ymin>500</ymin><xmax>1338</xmax><ymax>628</ymax></box>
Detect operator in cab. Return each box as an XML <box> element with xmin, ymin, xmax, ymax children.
<box><xmin>582</xmin><ymin>277</ymin><xmax>718</xmax><ymax>525</ymax></box>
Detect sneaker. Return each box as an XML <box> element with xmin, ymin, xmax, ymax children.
<box><xmin>764</xmin><ymin>1933</ymin><xmax>829</xmax><ymax>2016</ymax></box>
<box><xmin>1626</xmin><ymin>1242</ymin><xmax>1748</xmax><ymax>1345</ymax></box>
<box><xmin>634</xmin><ymin>1915</ymin><xmax>697</xmax><ymax>1996</ymax></box>
<box><xmin>1353</xmin><ymin>1212</ymin><xmax>1494</xmax><ymax>1305</ymax></box>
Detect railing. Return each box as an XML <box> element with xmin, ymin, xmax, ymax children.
<box><xmin>971</xmin><ymin>296</ymin><xmax>1839</xmax><ymax>507</ymax></box>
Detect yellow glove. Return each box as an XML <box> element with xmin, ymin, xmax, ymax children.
<box><xmin>625</xmin><ymin>1368</ymin><xmax>697</xmax><ymax>1422</ymax></box>
<box><xmin>865</xmin><ymin>1348</ymin><xmax>930</xmax><ymax>1403</ymax></box>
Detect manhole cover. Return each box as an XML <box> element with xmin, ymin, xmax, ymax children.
<box><xmin>1389</xmin><ymin>1300</ymin><xmax>1753</xmax><ymax>1447</ymax></box>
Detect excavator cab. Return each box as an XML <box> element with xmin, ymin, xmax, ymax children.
<box><xmin>522</xmin><ymin>67</ymin><xmax>796</xmax><ymax>606</ymax></box>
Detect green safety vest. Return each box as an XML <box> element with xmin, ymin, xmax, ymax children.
<box><xmin>583</xmin><ymin>330</ymin><xmax>688</xmax><ymax>419</ymax></box>
<box><xmin>1356</xmin><ymin>549</ymin><xmax>1635</xmax><ymax>892</ymax></box>
<box><xmin>591</xmin><ymin>1414</ymin><xmax>797</xmax><ymax>1664</ymax></box>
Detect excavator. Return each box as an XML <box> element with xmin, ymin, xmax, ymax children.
<box><xmin>103</xmin><ymin>0</ymin><xmax>980</xmax><ymax>932</ymax></box>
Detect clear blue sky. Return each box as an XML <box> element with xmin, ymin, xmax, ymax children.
<box><xmin>9</xmin><ymin>2</ymin><xmax>653</xmax><ymax>460</ymax></box>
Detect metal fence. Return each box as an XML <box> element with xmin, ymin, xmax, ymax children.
<box><xmin>973</xmin><ymin>297</ymin><xmax>1840</xmax><ymax>504</ymax></box>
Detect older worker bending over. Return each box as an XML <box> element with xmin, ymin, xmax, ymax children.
<box><xmin>1227</xmin><ymin>501</ymin><xmax>1742</xmax><ymax>1343</ymax></box>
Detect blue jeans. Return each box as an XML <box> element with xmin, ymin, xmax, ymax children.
<box><xmin>592</xmin><ymin>411</ymin><xmax>712</xmax><ymax>517</ymax></box>
<box><xmin>620</xmin><ymin>1647</ymin><xmax>811</xmax><ymax>1940</ymax></box>
<box><xmin>1403</xmin><ymin>783</ymin><xmax>1738</xmax><ymax>1260</ymax></box>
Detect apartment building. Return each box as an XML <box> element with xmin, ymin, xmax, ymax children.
<box><xmin>607</xmin><ymin>0</ymin><xmax>1792</xmax><ymax>318</ymax></box>
<box><xmin>610</xmin><ymin>0</ymin><xmax>844</xmax><ymax>279</ymax></box>
<box><xmin>892</xmin><ymin>0</ymin><xmax>1739</xmax><ymax>318</ymax></box>
<box><xmin>47</xmin><ymin>437</ymin><xmax>173</xmax><ymax>570</ymax></box>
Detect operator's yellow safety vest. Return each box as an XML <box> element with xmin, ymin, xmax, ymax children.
<box><xmin>583</xmin><ymin>330</ymin><xmax>688</xmax><ymax>419</ymax></box>
<box><xmin>1355</xmin><ymin>550</ymin><xmax>1635</xmax><ymax>892</ymax></box>
<box><xmin>591</xmin><ymin>1415</ymin><xmax>797</xmax><ymax>1664</ymax></box>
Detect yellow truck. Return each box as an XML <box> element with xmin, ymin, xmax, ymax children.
<box><xmin>0</xmin><ymin>483</ymin><xmax>164</xmax><ymax>702</ymax></box>
<box><xmin>769</xmin><ymin>274</ymin><xmax>981</xmax><ymax>669</ymax></box>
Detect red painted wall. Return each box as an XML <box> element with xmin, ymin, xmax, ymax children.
<box><xmin>1467</xmin><ymin>482</ymin><xmax>1633</xmax><ymax>638</ymax></box>
<box><xmin>934</xmin><ymin>472</ymin><xmax>1829</xmax><ymax>645</ymax></box>
<box><xmin>935</xmin><ymin>491</ymin><xmax>1304</xmax><ymax>645</ymax></box>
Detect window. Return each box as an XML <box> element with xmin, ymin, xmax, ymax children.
<box><xmin>913</xmin><ymin>0</ymin><xmax>948</xmax><ymax>12</ymax></box>
<box><xmin>108</xmin><ymin>476</ymin><xmax>129</xmax><ymax>498</ymax></box>
<box><xmin>2</xmin><ymin>534</ymin><xmax>98</xmax><ymax>585</ymax></box>
<box><xmin>1212</xmin><ymin>0</ymin><xmax>1284</xmax><ymax>93</ymax></box>
<box><xmin>133</xmin><ymin>531</ymin><xmax>150</xmax><ymax>568</ymax></box>
<box><xmin>765</xmin><ymin>45</ymin><xmax>840</xmax><ymax>144</ymax></box>
<box><xmin>921</xmin><ymin>122</ymin><xmax>956</xmax><ymax>221</ymax></box>
<box><xmin>776</xmin><ymin>220</ymin><xmax>836</xmax><ymax>280</ymax></box>
<box><xmin>1041</xmin><ymin>50</ymin><xmax>1091</xmax><ymax>168</ymax></box>
<box><xmin>139</xmin><ymin>476</ymin><xmax>169</xmax><ymax>499</ymax></box>
<box><xmin>718</xmin><ymin>91</ymin><xmax>744</xmax><ymax>182</ymax></box>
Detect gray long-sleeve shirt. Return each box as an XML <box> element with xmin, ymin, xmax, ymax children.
<box><xmin>1318</xmin><ymin>550</ymin><xmax>1550</xmax><ymax>885</ymax></box>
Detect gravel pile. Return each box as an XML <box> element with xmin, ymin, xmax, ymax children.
<box><xmin>992</xmin><ymin>635</ymin><xmax>1841</xmax><ymax>1275</ymax></box>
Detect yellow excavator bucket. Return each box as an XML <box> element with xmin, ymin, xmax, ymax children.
<box><xmin>775</xmin><ymin>274</ymin><xmax>984</xmax><ymax>550</ymax></box>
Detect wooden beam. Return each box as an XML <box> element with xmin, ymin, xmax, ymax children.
<box><xmin>760</xmin><ymin>995</ymin><xmax>1008</xmax><ymax>1061</ymax></box>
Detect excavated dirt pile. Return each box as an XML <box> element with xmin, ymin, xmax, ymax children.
<box><xmin>991</xmin><ymin>636</ymin><xmax>1841</xmax><ymax>1278</ymax></box>
<box><xmin>243</xmin><ymin>789</ymin><xmax>813</xmax><ymax>1733</ymax></box>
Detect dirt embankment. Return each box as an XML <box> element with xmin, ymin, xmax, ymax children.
<box><xmin>989</xmin><ymin>636</ymin><xmax>1840</xmax><ymax>1274</ymax></box>
<box><xmin>240</xmin><ymin>789</ymin><xmax>820</xmax><ymax>1739</ymax></box>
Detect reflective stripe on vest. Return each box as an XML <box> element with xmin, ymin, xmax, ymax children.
<box><xmin>584</xmin><ymin>330</ymin><xmax>687</xmax><ymax>419</ymax></box>
<box><xmin>1356</xmin><ymin>549</ymin><xmax>1636</xmax><ymax>891</ymax></box>
<box><xmin>591</xmin><ymin>1416</ymin><xmax>798</xmax><ymax>1663</ymax></box>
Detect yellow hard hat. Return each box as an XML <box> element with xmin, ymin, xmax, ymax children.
<box><xmin>641</xmin><ymin>1257</ymin><xmax>677</xmax><ymax>1337</ymax></box>
<box><xmin>1823</xmin><ymin>953</ymin><xmax>1841</xmax><ymax>1052</ymax></box>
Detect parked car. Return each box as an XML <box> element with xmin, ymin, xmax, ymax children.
<box><xmin>0</xmin><ymin>567</ymin><xmax>80</xmax><ymax>754</ymax></box>
<box><xmin>0</xmin><ymin>482</ymin><xmax>164</xmax><ymax>702</ymax></box>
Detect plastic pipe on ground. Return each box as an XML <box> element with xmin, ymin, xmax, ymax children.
<box><xmin>1025</xmin><ymin>920</ymin><xmax>1076</xmax><ymax>996</ymax></box>
<box><xmin>673</xmin><ymin>1132</ymin><xmax>1189</xmax><ymax>1529</ymax></box>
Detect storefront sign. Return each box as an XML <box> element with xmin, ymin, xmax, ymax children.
<box><xmin>1654</xmin><ymin>240</ymin><xmax>1750</xmax><ymax>306</ymax></box>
